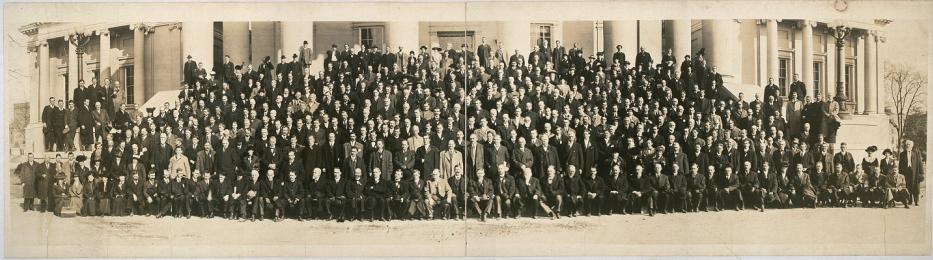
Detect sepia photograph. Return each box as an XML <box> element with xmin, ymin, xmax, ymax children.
<box><xmin>3</xmin><ymin>1</ymin><xmax>931</xmax><ymax>257</ymax></box>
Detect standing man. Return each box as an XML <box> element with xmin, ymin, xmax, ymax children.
<box><xmin>477</xmin><ymin>37</ymin><xmax>492</xmax><ymax>69</ymax></box>
<box><xmin>183</xmin><ymin>55</ymin><xmax>198</xmax><ymax>87</ymax></box>
<box><xmin>299</xmin><ymin>41</ymin><xmax>313</xmax><ymax>70</ymax></box>
<box><xmin>440</xmin><ymin>140</ymin><xmax>463</xmax><ymax>180</ymax></box>
<box><xmin>899</xmin><ymin>140</ymin><xmax>925</xmax><ymax>206</ymax></box>
<box><xmin>41</xmin><ymin>97</ymin><xmax>57</xmax><ymax>151</ymax></box>
<box><xmin>790</xmin><ymin>73</ymin><xmax>807</xmax><ymax>103</ymax></box>
<box><xmin>15</xmin><ymin>153</ymin><xmax>39</xmax><ymax>211</ymax></box>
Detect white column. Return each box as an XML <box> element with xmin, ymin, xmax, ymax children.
<box><xmin>38</xmin><ymin>41</ymin><xmax>50</xmax><ymax>122</ymax></box>
<box><xmin>27</xmin><ymin>40</ymin><xmax>50</xmax><ymax>154</ymax></box>
<box><xmin>67</xmin><ymin>38</ymin><xmax>78</xmax><ymax>102</ymax></box>
<box><xmin>863</xmin><ymin>31</ymin><xmax>877</xmax><ymax>114</ymax></box>
<box><xmin>133</xmin><ymin>25</ymin><xmax>146</xmax><ymax>105</ymax></box>
<box><xmin>878</xmin><ymin>35</ymin><xmax>889</xmax><ymax>113</ymax></box>
<box><xmin>767</xmin><ymin>20</ymin><xmax>780</xmax><ymax>85</ymax></box>
<box><xmin>99</xmin><ymin>30</ymin><xmax>111</xmax><ymax>84</ymax></box>
<box><xmin>384</xmin><ymin>21</ymin><xmax>419</xmax><ymax>54</ymax></box>
<box><xmin>603</xmin><ymin>20</ymin><xmax>637</xmax><ymax>63</ymax></box>
<box><xmin>669</xmin><ymin>20</ymin><xmax>692</xmax><ymax>66</ymax></box>
<box><xmin>801</xmin><ymin>20</ymin><xmax>814</xmax><ymax>97</ymax></box>
<box><xmin>702</xmin><ymin>20</ymin><xmax>739</xmax><ymax>82</ymax></box>
<box><xmin>182</xmin><ymin>22</ymin><xmax>214</xmax><ymax>72</ymax></box>
<box><xmin>497</xmin><ymin>21</ymin><xmax>531</xmax><ymax>62</ymax></box>
<box><xmin>838</xmin><ymin>38</ymin><xmax>846</xmax><ymax>101</ymax></box>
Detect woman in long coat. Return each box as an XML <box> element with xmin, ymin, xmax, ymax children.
<box><xmin>68</xmin><ymin>175</ymin><xmax>84</xmax><ymax>215</ymax></box>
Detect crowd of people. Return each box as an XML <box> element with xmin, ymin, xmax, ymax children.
<box><xmin>16</xmin><ymin>36</ymin><xmax>926</xmax><ymax>222</ymax></box>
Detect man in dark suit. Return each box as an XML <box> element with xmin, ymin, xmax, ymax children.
<box><xmin>764</xmin><ymin>77</ymin><xmax>781</xmax><ymax>106</ymax></box>
<box><xmin>582</xmin><ymin>167</ymin><xmax>606</xmax><ymax>216</ymax></box>
<box><xmin>563</xmin><ymin>165</ymin><xmax>585</xmax><ymax>217</ymax></box>
<box><xmin>344</xmin><ymin>169</ymin><xmax>366</xmax><ymax>221</ymax></box>
<box><xmin>447</xmin><ymin>166</ymin><xmax>468</xmax><ymax>219</ymax></box>
<box><xmin>790</xmin><ymin>73</ymin><xmax>807</xmax><ymax>102</ymax></box>
<box><xmin>899</xmin><ymin>140</ymin><xmax>925</xmax><ymax>206</ymax></box>
<box><xmin>492</xmin><ymin>164</ymin><xmax>517</xmax><ymax>218</ymax></box>
<box><xmin>239</xmin><ymin>170</ymin><xmax>263</xmax><ymax>221</ymax></box>
<box><xmin>469</xmin><ymin>169</ymin><xmax>495</xmax><ymax>221</ymax></box>
<box><xmin>184</xmin><ymin>55</ymin><xmax>198</xmax><ymax>86</ymax></box>
<box><xmin>364</xmin><ymin>169</ymin><xmax>389</xmax><ymax>221</ymax></box>
<box><xmin>325</xmin><ymin>168</ymin><xmax>346</xmax><ymax>221</ymax></box>
<box><xmin>41</xmin><ymin>97</ymin><xmax>57</xmax><ymax>151</ymax></box>
<box><xmin>477</xmin><ymin>37</ymin><xmax>492</xmax><ymax>68</ymax></box>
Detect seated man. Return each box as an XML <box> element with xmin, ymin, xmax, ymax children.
<box><xmin>406</xmin><ymin>170</ymin><xmax>429</xmax><ymax>219</ymax></box>
<box><xmin>582</xmin><ymin>166</ymin><xmax>606</xmax><ymax>216</ymax></box>
<box><xmin>718</xmin><ymin>166</ymin><xmax>743</xmax><ymax>211</ymax></box>
<box><xmin>325</xmin><ymin>168</ymin><xmax>346</xmax><ymax>221</ymax></box>
<box><xmin>686</xmin><ymin>164</ymin><xmax>706</xmax><ymax>213</ymax></box>
<box><xmin>365</xmin><ymin>169</ymin><xmax>389</xmax><ymax>221</ymax></box>
<box><xmin>156</xmin><ymin>172</ymin><xmax>173</xmax><ymax>218</ymax></box>
<box><xmin>195</xmin><ymin>171</ymin><xmax>213</xmax><ymax>218</ymax></box>
<box><xmin>828</xmin><ymin>163</ymin><xmax>854</xmax><ymax>207</ymax></box>
<box><xmin>261</xmin><ymin>169</ymin><xmax>286</xmax><ymax>221</ymax></box>
<box><xmin>669</xmin><ymin>164</ymin><xmax>689</xmax><ymax>213</ymax></box>
<box><xmin>516</xmin><ymin>167</ymin><xmax>557</xmax><ymax>219</ymax></box>
<box><xmin>882</xmin><ymin>168</ymin><xmax>912</xmax><ymax>209</ymax></box>
<box><xmin>563</xmin><ymin>165</ymin><xmax>585</xmax><ymax>217</ymax></box>
<box><xmin>282</xmin><ymin>171</ymin><xmax>306</xmax><ymax>220</ymax></box>
<box><xmin>704</xmin><ymin>166</ymin><xmax>721</xmax><ymax>211</ymax></box>
<box><xmin>212</xmin><ymin>173</ymin><xmax>235</xmax><ymax>219</ymax></box>
<box><xmin>492</xmin><ymin>164</ymin><xmax>517</xmax><ymax>218</ymax></box>
<box><xmin>387</xmin><ymin>169</ymin><xmax>410</xmax><ymax>220</ymax></box>
<box><xmin>304</xmin><ymin>168</ymin><xmax>326</xmax><ymax>219</ymax></box>
<box><xmin>606</xmin><ymin>165</ymin><xmax>631</xmax><ymax>214</ymax></box>
<box><xmin>469</xmin><ymin>169</ymin><xmax>495</xmax><ymax>221</ymax></box>
<box><xmin>425</xmin><ymin>169</ymin><xmax>453</xmax><ymax>219</ymax></box>
<box><xmin>447</xmin><ymin>166</ymin><xmax>468</xmax><ymax>220</ymax></box>
<box><xmin>541</xmin><ymin>166</ymin><xmax>565</xmax><ymax>216</ymax></box>
<box><xmin>239</xmin><ymin>170</ymin><xmax>263</xmax><ymax>221</ymax></box>
<box><xmin>344</xmin><ymin>169</ymin><xmax>367</xmax><ymax>221</ymax></box>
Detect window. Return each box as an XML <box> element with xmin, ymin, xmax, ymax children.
<box><xmin>813</xmin><ymin>62</ymin><xmax>822</xmax><ymax>94</ymax></box>
<box><xmin>845</xmin><ymin>64</ymin><xmax>855</xmax><ymax>100</ymax></box>
<box><xmin>125</xmin><ymin>66</ymin><xmax>135</xmax><ymax>105</ymax></box>
<box><xmin>361</xmin><ymin>27</ymin><xmax>375</xmax><ymax>49</ymax></box>
<box><xmin>779</xmin><ymin>58</ymin><xmax>789</xmax><ymax>95</ymax></box>
<box><xmin>358</xmin><ymin>27</ymin><xmax>384</xmax><ymax>49</ymax></box>
<box><xmin>531</xmin><ymin>24</ymin><xmax>552</xmax><ymax>49</ymax></box>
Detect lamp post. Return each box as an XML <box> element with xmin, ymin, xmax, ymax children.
<box><xmin>828</xmin><ymin>25</ymin><xmax>851</xmax><ymax>115</ymax></box>
<box><xmin>68</xmin><ymin>30</ymin><xmax>92</xmax><ymax>84</ymax></box>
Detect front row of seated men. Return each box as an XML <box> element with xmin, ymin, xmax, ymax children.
<box><xmin>58</xmin><ymin>160</ymin><xmax>913</xmax><ymax>221</ymax></box>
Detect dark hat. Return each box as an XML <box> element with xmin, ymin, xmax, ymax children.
<box><xmin>293</xmin><ymin>54</ymin><xmax>298</xmax><ymax>58</ymax></box>
<box><xmin>76</xmin><ymin>155</ymin><xmax>87</xmax><ymax>162</ymax></box>
<box><xmin>303</xmin><ymin>40</ymin><xmax>309</xmax><ymax>44</ymax></box>
<box><xmin>866</xmin><ymin>145</ymin><xmax>878</xmax><ymax>153</ymax></box>
<box><xmin>187</xmin><ymin>54</ymin><xmax>192</xmax><ymax>59</ymax></box>
<box><xmin>883</xmin><ymin>148</ymin><xmax>893</xmax><ymax>155</ymax></box>
<box><xmin>280</xmin><ymin>55</ymin><xmax>286</xmax><ymax>59</ymax></box>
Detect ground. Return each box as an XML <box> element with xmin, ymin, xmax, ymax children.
<box><xmin>5</xmin><ymin>198</ymin><xmax>931</xmax><ymax>257</ymax></box>
<box><xmin>5</xmin><ymin>164</ymin><xmax>931</xmax><ymax>257</ymax></box>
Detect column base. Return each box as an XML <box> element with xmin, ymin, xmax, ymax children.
<box><xmin>23</xmin><ymin>123</ymin><xmax>45</xmax><ymax>156</ymax></box>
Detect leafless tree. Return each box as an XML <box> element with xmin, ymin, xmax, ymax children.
<box><xmin>885</xmin><ymin>62</ymin><xmax>927</xmax><ymax>150</ymax></box>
